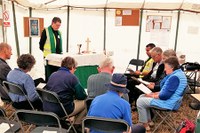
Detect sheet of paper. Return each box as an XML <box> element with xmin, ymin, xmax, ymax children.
<box><xmin>0</xmin><ymin>123</ymin><xmax>13</xmax><ymax>132</ymax></box>
<box><xmin>135</xmin><ymin>83</ymin><xmax>152</xmax><ymax>94</ymax></box>
<box><xmin>37</xmin><ymin>83</ymin><xmax>46</xmax><ymax>89</ymax></box>
<box><xmin>43</xmin><ymin>131</ymin><xmax>58</xmax><ymax>133</ymax></box>
<box><xmin>138</xmin><ymin>78</ymin><xmax>150</xmax><ymax>85</ymax></box>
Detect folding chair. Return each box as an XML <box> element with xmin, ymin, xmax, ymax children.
<box><xmin>0</xmin><ymin>107</ymin><xmax>20</xmax><ymax>133</ymax></box>
<box><xmin>36</xmin><ymin>88</ymin><xmax>77</xmax><ymax>133</ymax></box>
<box><xmin>82</xmin><ymin>116</ymin><xmax>129</xmax><ymax>133</ymax></box>
<box><xmin>0</xmin><ymin>83</ymin><xmax>12</xmax><ymax>109</ymax></box>
<box><xmin>86</xmin><ymin>98</ymin><xmax>94</xmax><ymax>112</ymax></box>
<box><xmin>125</xmin><ymin>58</ymin><xmax>144</xmax><ymax>73</ymax></box>
<box><xmin>15</xmin><ymin>109</ymin><xmax>67</xmax><ymax>133</ymax></box>
<box><xmin>2</xmin><ymin>81</ymin><xmax>35</xmax><ymax>110</ymax></box>
<box><xmin>151</xmin><ymin>87</ymin><xmax>187</xmax><ymax>133</ymax></box>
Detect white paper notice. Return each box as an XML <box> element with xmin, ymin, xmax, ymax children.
<box><xmin>136</xmin><ymin>83</ymin><xmax>152</xmax><ymax>94</ymax></box>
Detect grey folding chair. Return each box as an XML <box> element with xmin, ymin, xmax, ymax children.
<box><xmin>125</xmin><ymin>58</ymin><xmax>144</xmax><ymax>73</ymax></box>
<box><xmin>15</xmin><ymin>109</ymin><xmax>67</xmax><ymax>133</ymax></box>
<box><xmin>0</xmin><ymin>107</ymin><xmax>20</xmax><ymax>133</ymax></box>
<box><xmin>36</xmin><ymin>88</ymin><xmax>77</xmax><ymax>133</ymax></box>
<box><xmin>2</xmin><ymin>81</ymin><xmax>35</xmax><ymax>110</ymax></box>
<box><xmin>82</xmin><ymin>116</ymin><xmax>129</xmax><ymax>133</ymax></box>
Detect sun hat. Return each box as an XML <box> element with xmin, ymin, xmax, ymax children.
<box><xmin>105</xmin><ymin>73</ymin><xmax>129</xmax><ymax>94</ymax></box>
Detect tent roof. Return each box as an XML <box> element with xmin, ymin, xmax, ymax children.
<box><xmin>11</xmin><ymin>0</ymin><xmax>200</xmax><ymax>12</ymax></box>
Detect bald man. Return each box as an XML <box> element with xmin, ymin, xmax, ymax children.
<box><xmin>0</xmin><ymin>42</ymin><xmax>12</xmax><ymax>84</ymax></box>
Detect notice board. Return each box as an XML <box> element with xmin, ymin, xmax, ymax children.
<box><xmin>115</xmin><ymin>9</ymin><xmax>140</xmax><ymax>26</ymax></box>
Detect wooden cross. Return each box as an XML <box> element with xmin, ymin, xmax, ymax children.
<box><xmin>85</xmin><ymin>37</ymin><xmax>91</xmax><ymax>53</ymax></box>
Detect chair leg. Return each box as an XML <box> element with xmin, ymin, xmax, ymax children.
<box><xmin>152</xmin><ymin>111</ymin><xmax>176</xmax><ymax>133</ymax></box>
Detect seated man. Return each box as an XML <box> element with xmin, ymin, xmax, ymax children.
<box><xmin>88</xmin><ymin>73</ymin><xmax>145</xmax><ymax>133</ymax></box>
<box><xmin>87</xmin><ymin>57</ymin><xmax>129</xmax><ymax>101</ymax></box>
<box><xmin>0</xmin><ymin>42</ymin><xmax>12</xmax><ymax>84</ymax></box>
<box><xmin>133</xmin><ymin>43</ymin><xmax>156</xmax><ymax>77</ymax></box>
<box><xmin>43</xmin><ymin>56</ymin><xmax>87</xmax><ymax>128</ymax></box>
<box><xmin>7</xmin><ymin>54</ymin><xmax>42</xmax><ymax>110</ymax></box>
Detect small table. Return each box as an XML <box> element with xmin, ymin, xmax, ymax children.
<box><xmin>45</xmin><ymin>53</ymin><xmax>106</xmax><ymax>88</ymax></box>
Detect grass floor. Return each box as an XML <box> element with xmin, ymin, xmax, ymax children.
<box><xmin>1</xmin><ymin>92</ymin><xmax>199</xmax><ymax>133</ymax></box>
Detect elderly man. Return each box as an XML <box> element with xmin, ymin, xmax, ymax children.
<box><xmin>88</xmin><ymin>73</ymin><xmax>145</xmax><ymax>133</ymax></box>
<box><xmin>0</xmin><ymin>42</ymin><xmax>12</xmax><ymax>84</ymax></box>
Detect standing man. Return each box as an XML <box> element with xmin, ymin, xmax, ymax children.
<box><xmin>0</xmin><ymin>42</ymin><xmax>12</xmax><ymax>84</ymax></box>
<box><xmin>39</xmin><ymin>17</ymin><xmax>62</xmax><ymax>57</ymax></box>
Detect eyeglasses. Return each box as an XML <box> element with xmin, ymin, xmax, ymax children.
<box><xmin>151</xmin><ymin>54</ymin><xmax>159</xmax><ymax>59</ymax></box>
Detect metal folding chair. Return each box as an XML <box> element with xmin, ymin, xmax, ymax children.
<box><xmin>0</xmin><ymin>107</ymin><xmax>20</xmax><ymax>133</ymax></box>
<box><xmin>82</xmin><ymin>116</ymin><xmax>129</xmax><ymax>133</ymax></box>
<box><xmin>2</xmin><ymin>81</ymin><xmax>35</xmax><ymax>110</ymax></box>
<box><xmin>15</xmin><ymin>109</ymin><xmax>67</xmax><ymax>133</ymax></box>
<box><xmin>36</xmin><ymin>88</ymin><xmax>77</xmax><ymax>133</ymax></box>
<box><xmin>151</xmin><ymin>86</ymin><xmax>188</xmax><ymax>133</ymax></box>
<box><xmin>125</xmin><ymin>58</ymin><xmax>144</xmax><ymax>73</ymax></box>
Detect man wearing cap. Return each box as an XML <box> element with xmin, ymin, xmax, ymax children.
<box><xmin>88</xmin><ymin>73</ymin><xmax>145</xmax><ymax>133</ymax></box>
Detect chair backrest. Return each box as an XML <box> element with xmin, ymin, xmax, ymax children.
<box><xmin>125</xmin><ymin>59</ymin><xmax>144</xmax><ymax>73</ymax></box>
<box><xmin>129</xmin><ymin>59</ymin><xmax>145</xmax><ymax>66</ymax></box>
<box><xmin>82</xmin><ymin>116</ymin><xmax>129</xmax><ymax>133</ymax></box>
<box><xmin>0</xmin><ymin>106</ymin><xmax>7</xmax><ymax>117</ymax></box>
<box><xmin>15</xmin><ymin>109</ymin><xmax>63</xmax><ymax>133</ymax></box>
<box><xmin>0</xmin><ymin>107</ymin><xmax>20</xmax><ymax>133</ymax></box>
<box><xmin>2</xmin><ymin>81</ymin><xmax>35</xmax><ymax>110</ymax></box>
<box><xmin>0</xmin><ymin>83</ymin><xmax>12</xmax><ymax>103</ymax></box>
<box><xmin>36</xmin><ymin>88</ymin><xmax>68</xmax><ymax>117</ymax></box>
<box><xmin>86</xmin><ymin>98</ymin><xmax>94</xmax><ymax>111</ymax></box>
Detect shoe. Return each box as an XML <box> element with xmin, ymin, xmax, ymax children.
<box><xmin>148</xmin><ymin>121</ymin><xmax>154</xmax><ymax>127</ymax></box>
<box><xmin>189</xmin><ymin>102</ymin><xmax>200</xmax><ymax>110</ymax></box>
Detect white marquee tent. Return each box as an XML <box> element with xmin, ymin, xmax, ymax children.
<box><xmin>1</xmin><ymin>0</ymin><xmax>200</xmax><ymax>79</ymax></box>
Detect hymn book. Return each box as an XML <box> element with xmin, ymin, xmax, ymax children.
<box><xmin>135</xmin><ymin>83</ymin><xmax>152</xmax><ymax>94</ymax></box>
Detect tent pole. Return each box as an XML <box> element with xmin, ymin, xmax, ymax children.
<box><xmin>11</xmin><ymin>1</ymin><xmax>20</xmax><ymax>57</ymax></box>
<box><xmin>29</xmin><ymin>7</ymin><xmax>32</xmax><ymax>54</ymax></box>
<box><xmin>174</xmin><ymin>10</ymin><xmax>180</xmax><ymax>52</ymax></box>
<box><xmin>136</xmin><ymin>9</ymin><xmax>143</xmax><ymax>69</ymax></box>
<box><xmin>66</xmin><ymin>6</ymin><xmax>70</xmax><ymax>52</ymax></box>
<box><xmin>103</xmin><ymin>8</ymin><xmax>106</xmax><ymax>51</ymax></box>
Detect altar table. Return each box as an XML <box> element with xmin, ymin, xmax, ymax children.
<box><xmin>45</xmin><ymin>53</ymin><xmax>106</xmax><ymax>88</ymax></box>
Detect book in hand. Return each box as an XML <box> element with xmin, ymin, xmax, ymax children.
<box><xmin>36</xmin><ymin>83</ymin><xmax>46</xmax><ymax>89</ymax></box>
<box><xmin>137</xmin><ymin>78</ymin><xmax>150</xmax><ymax>85</ymax></box>
<box><xmin>135</xmin><ymin>83</ymin><xmax>152</xmax><ymax>94</ymax></box>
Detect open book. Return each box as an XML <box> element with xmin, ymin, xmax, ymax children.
<box><xmin>36</xmin><ymin>83</ymin><xmax>46</xmax><ymax>89</ymax></box>
<box><xmin>137</xmin><ymin>78</ymin><xmax>150</xmax><ymax>85</ymax></box>
<box><xmin>131</xmin><ymin>77</ymin><xmax>150</xmax><ymax>85</ymax></box>
<box><xmin>135</xmin><ymin>83</ymin><xmax>152</xmax><ymax>94</ymax></box>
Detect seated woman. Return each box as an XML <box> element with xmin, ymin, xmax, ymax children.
<box><xmin>136</xmin><ymin>56</ymin><xmax>187</xmax><ymax>130</ymax></box>
<box><xmin>7</xmin><ymin>54</ymin><xmax>42</xmax><ymax>110</ymax></box>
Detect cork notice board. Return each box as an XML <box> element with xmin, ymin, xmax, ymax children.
<box><xmin>24</xmin><ymin>17</ymin><xmax>44</xmax><ymax>37</ymax></box>
<box><xmin>115</xmin><ymin>9</ymin><xmax>140</xmax><ymax>26</ymax></box>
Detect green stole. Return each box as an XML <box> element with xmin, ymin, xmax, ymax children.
<box><xmin>48</xmin><ymin>26</ymin><xmax>62</xmax><ymax>53</ymax></box>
